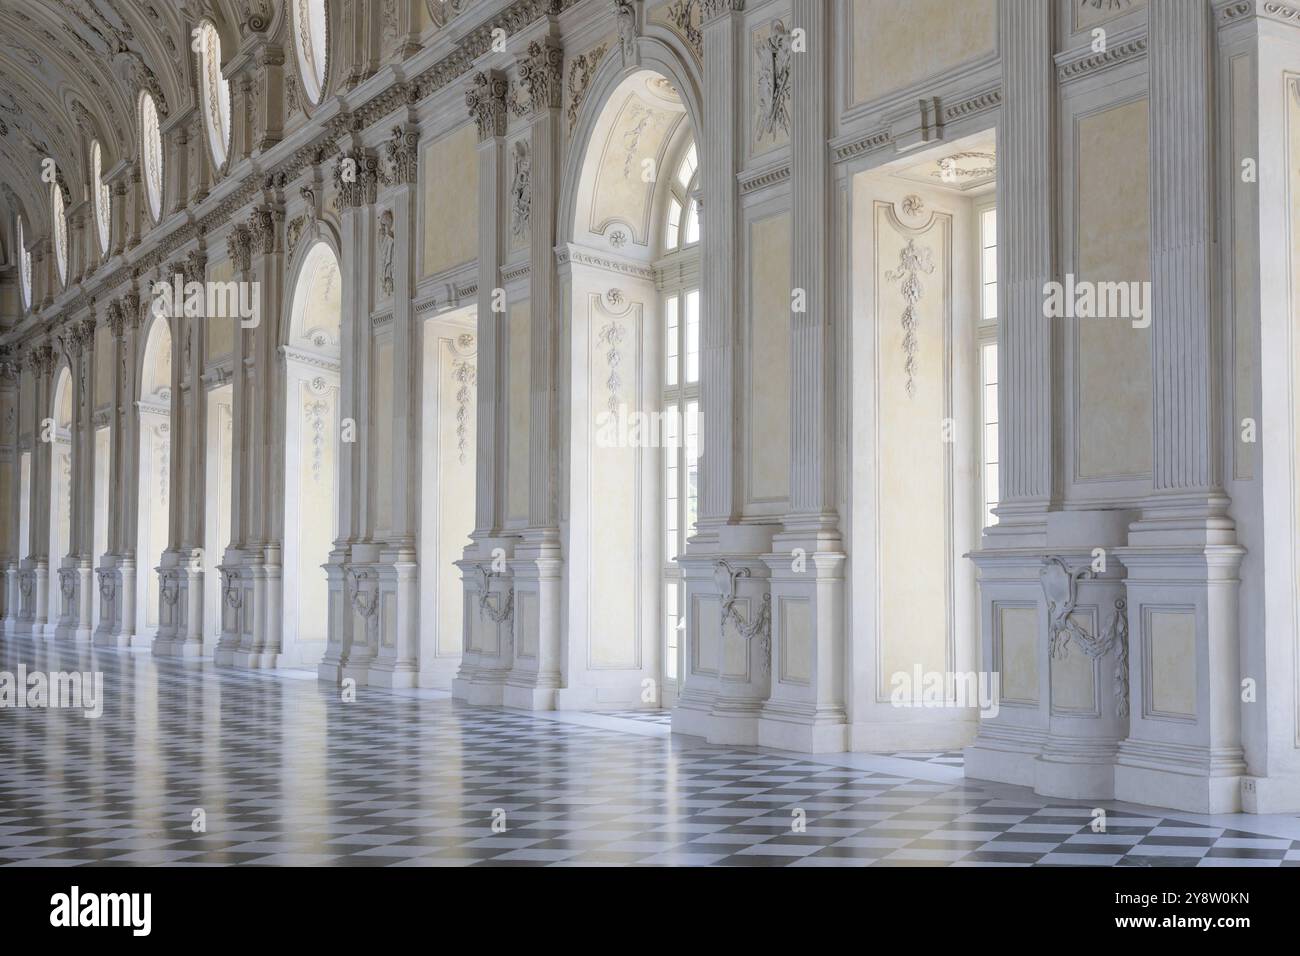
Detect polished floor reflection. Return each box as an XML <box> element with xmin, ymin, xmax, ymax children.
<box><xmin>2</xmin><ymin>633</ymin><xmax>1300</xmax><ymax>867</ymax></box>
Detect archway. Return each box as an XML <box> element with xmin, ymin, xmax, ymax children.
<box><xmin>136</xmin><ymin>316</ymin><xmax>172</xmax><ymax>643</ymax></box>
<box><xmin>281</xmin><ymin>240</ymin><xmax>340</xmax><ymax>667</ymax></box>
<box><xmin>561</xmin><ymin>69</ymin><xmax>700</xmax><ymax>709</ymax></box>
<box><xmin>48</xmin><ymin>366</ymin><xmax>72</xmax><ymax>632</ymax></box>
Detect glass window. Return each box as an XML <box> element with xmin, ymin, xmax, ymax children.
<box><xmin>140</xmin><ymin>92</ymin><xmax>163</xmax><ymax>222</ymax></box>
<box><xmin>294</xmin><ymin>0</ymin><xmax>328</xmax><ymax>105</ymax></box>
<box><xmin>52</xmin><ymin>182</ymin><xmax>68</xmax><ymax>286</ymax></box>
<box><xmin>92</xmin><ymin>142</ymin><xmax>111</xmax><ymax>255</ymax></box>
<box><xmin>17</xmin><ymin>217</ymin><xmax>31</xmax><ymax>309</ymax></box>
<box><xmin>198</xmin><ymin>21</ymin><xmax>232</xmax><ymax>168</ymax></box>
<box><xmin>980</xmin><ymin>206</ymin><xmax>997</xmax><ymax>322</ymax></box>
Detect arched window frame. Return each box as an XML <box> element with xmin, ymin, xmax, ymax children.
<box><xmin>661</xmin><ymin>139</ymin><xmax>700</xmax><ymax>255</ymax></box>
<box><xmin>197</xmin><ymin>20</ymin><xmax>232</xmax><ymax>169</ymax></box>
<box><xmin>139</xmin><ymin>90</ymin><xmax>164</xmax><ymax>222</ymax></box>
<box><xmin>292</xmin><ymin>0</ymin><xmax>329</xmax><ymax>107</ymax></box>
<box><xmin>17</xmin><ymin>216</ymin><xmax>32</xmax><ymax>310</ymax></box>
<box><xmin>92</xmin><ymin>140</ymin><xmax>111</xmax><ymax>255</ymax></box>
<box><xmin>52</xmin><ymin>179</ymin><xmax>68</xmax><ymax>287</ymax></box>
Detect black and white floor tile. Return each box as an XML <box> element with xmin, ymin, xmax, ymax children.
<box><xmin>2</xmin><ymin>633</ymin><xmax>1298</xmax><ymax>867</ymax></box>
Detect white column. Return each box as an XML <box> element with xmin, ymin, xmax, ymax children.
<box><xmin>1114</xmin><ymin>0</ymin><xmax>1245</xmax><ymax>814</ymax></box>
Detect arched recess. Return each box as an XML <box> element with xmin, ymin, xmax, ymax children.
<box><xmin>559</xmin><ymin>65</ymin><xmax>700</xmax><ymax>709</ymax></box>
<box><xmin>280</xmin><ymin>238</ymin><xmax>341</xmax><ymax>665</ymax></box>
<box><xmin>136</xmin><ymin>315</ymin><xmax>172</xmax><ymax>643</ymax></box>
<box><xmin>48</xmin><ymin>366</ymin><xmax>72</xmax><ymax>628</ymax></box>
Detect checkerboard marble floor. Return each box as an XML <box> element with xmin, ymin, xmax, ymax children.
<box><xmin>3</xmin><ymin>632</ymin><xmax>1300</xmax><ymax>867</ymax></box>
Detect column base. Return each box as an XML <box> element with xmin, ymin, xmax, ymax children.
<box><xmin>232</xmin><ymin>650</ymin><xmax>279</xmax><ymax>669</ymax></box>
<box><xmin>317</xmin><ymin>661</ymin><xmax>343</xmax><ymax>683</ymax></box>
<box><xmin>154</xmin><ymin>638</ymin><xmax>205</xmax><ymax>658</ymax></box>
<box><xmin>451</xmin><ymin>674</ymin><xmax>506</xmax><ymax>706</ymax></box>
<box><xmin>92</xmin><ymin>631</ymin><xmax>135</xmax><ymax>650</ymax></box>
<box><xmin>213</xmin><ymin>645</ymin><xmax>239</xmax><ymax>667</ymax></box>
<box><xmin>1114</xmin><ymin>739</ymin><xmax>1245</xmax><ymax>814</ymax></box>
<box><xmin>1033</xmin><ymin>737</ymin><xmax>1122</xmax><ymax>801</ymax></box>
<box><xmin>849</xmin><ymin>717</ymin><xmax>978</xmax><ymax>753</ymax></box>
<box><xmin>504</xmin><ymin>682</ymin><xmax>558</xmax><ymax>710</ymax></box>
<box><xmin>758</xmin><ymin>701</ymin><xmax>848</xmax><ymax>752</ymax></box>
<box><xmin>367</xmin><ymin>663</ymin><xmax>419</xmax><ymax>689</ymax></box>
<box><xmin>963</xmin><ymin>725</ymin><xmax>1047</xmax><ymax>787</ymax></box>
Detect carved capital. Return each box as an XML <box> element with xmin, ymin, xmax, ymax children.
<box><xmin>700</xmin><ymin>0</ymin><xmax>744</xmax><ymax>24</ymax></box>
<box><xmin>248</xmin><ymin>205</ymin><xmax>279</xmax><ymax>254</ymax></box>
<box><xmin>185</xmin><ymin>248</ymin><xmax>208</xmax><ymax>285</ymax></box>
<box><xmin>381</xmin><ymin>124</ymin><xmax>421</xmax><ymax>187</ymax></box>
<box><xmin>334</xmin><ymin>150</ymin><xmax>379</xmax><ymax>207</ymax></box>
<box><xmin>518</xmin><ymin>38</ymin><xmax>565</xmax><ymax>114</ymax></box>
<box><xmin>107</xmin><ymin>300</ymin><xmax>126</xmax><ymax>338</ymax></box>
<box><xmin>226</xmin><ymin>223</ymin><xmax>253</xmax><ymax>272</ymax></box>
<box><xmin>465</xmin><ymin>70</ymin><xmax>509</xmax><ymax>141</ymax></box>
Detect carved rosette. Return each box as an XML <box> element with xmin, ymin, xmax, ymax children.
<box><xmin>465</xmin><ymin>70</ymin><xmax>509</xmax><ymax>141</ymax></box>
<box><xmin>518</xmin><ymin>39</ymin><xmax>565</xmax><ymax>115</ymax></box>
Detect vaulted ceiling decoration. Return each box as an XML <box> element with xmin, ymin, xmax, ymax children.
<box><xmin>0</xmin><ymin>0</ymin><xmax>207</xmax><ymax>243</ymax></box>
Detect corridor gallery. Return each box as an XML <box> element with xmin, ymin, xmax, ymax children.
<box><xmin>2</xmin><ymin>0</ymin><xmax>1300</xmax><ymax>872</ymax></box>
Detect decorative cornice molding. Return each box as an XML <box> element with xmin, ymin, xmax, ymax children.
<box><xmin>1056</xmin><ymin>32</ymin><xmax>1148</xmax><ymax>83</ymax></box>
<box><xmin>738</xmin><ymin>160</ymin><xmax>791</xmax><ymax>195</ymax></box>
<box><xmin>555</xmin><ymin>243</ymin><xmax>656</xmax><ymax>281</ymax></box>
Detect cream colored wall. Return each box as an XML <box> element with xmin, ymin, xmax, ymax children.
<box><xmin>421</xmin><ymin>124</ymin><xmax>479</xmax><ymax>278</ymax></box>
<box><xmin>998</xmin><ymin>606</ymin><xmax>1039</xmax><ymax>705</ymax></box>
<box><xmin>588</xmin><ymin>297</ymin><xmax>643</xmax><ymax>669</ymax></box>
<box><xmin>747</xmin><ymin>210</ymin><xmax>791</xmax><ymax>507</ymax></box>
<box><xmin>205</xmin><ymin>258</ymin><xmax>235</xmax><ymax>362</ymax></box>
<box><xmin>850</xmin><ymin>0</ymin><xmax>995</xmax><ymax>107</ymax></box>
<box><xmin>506</xmin><ymin>300</ymin><xmax>531</xmax><ymax>523</ymax></box>
<box><xmin>873</xmin><ymin>201</ymin><xmax>951</xmax><ymax>696</ymax></box>
<box><xmin>1147</xmin><ymin>610</ymin><xmax>1197</xmax><ymax>718</ymax></box>
<box><xmin>372</xmin><ymin>334</ymin><xmax>394</xmax><ymax>532</ymax></box>
<box><xmin>1074</xmin><ymin>98</ymin><xmax>1151</xmax><ymax>481</ymax></box>
<box><xmin>94</xmin><ymin>323</ymin><xmax>112</xmax><ymax>406</ymax></box>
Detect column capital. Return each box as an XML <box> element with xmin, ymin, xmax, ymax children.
<box><xmin>465</xmin><ymin>70</ymin><xmax>509</xmax><ymax>141</ymax></box>
<box><xmin>226</xmin><ymin>223</ymin><xmax>253</xmax><ymax>272</ymax></box>
<box><xmin>517</xmin><ymin>38</ymin><xmax>565</xmax><ymax>116</ymax></box>
<box><xmin>333</xmin><ymin>149</ymin><xmax>379</xmax><ymax>208</ymax></box>
<box><xmin>380</xmin><ymin>124</ymin><xmax>421</xmax><ymax>187</ymax></box>
<box><xmin>700</xmin><ymin>0</ymin><xmax>745</xmax><ymax>26</ymax></box>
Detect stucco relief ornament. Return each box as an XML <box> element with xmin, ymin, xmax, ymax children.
<box><xmin>510</xmin><ymin>140</ymin><xmax>531</xmax><ymax>243</ymax></box>
<box><xmin>59</xmin><ymin>568</ymin><xmax>76</xmax><ymax>602</ymax></box>
<box><xmin>884</xmin><ymin>238</ymin><xmax>934</xmax><ymax>397</ymax></box>
<box><xmin>98</xmin><ymin>569</ymin><xmax>115</xmax><ymax>604</ymax></box>
<box><xmin>466</xmin><ymin>71</ymin><xmax>509</xmax><ymax>140</ymax></box>
<box><xmin>1039</xmin><ymin>556</ymin><xmax>1131</xmax><ymax>719</ymax></box>
<box><xmin>614</xmin><ymin>0</ymin><xmax>639</xmax><ymax>65</ymax></box>
<box><xmin>901</xmin><ymin>194</ymin><xmax>925</xmax><ymax>218</ymax></box>
<box><xmin>754</xmin><ymin>20</ymin><xmax>793</xmax><ymax>143</ymax></box>
<box><xmin>667</xmin><ymin>0</ymin><xmax>703</xmax><ymax>56</ymax></box>
<box><xmin>567</xmin><ymin>45</ymin><xmax>608</xmax><ymax>131</ymax></box>
<box><xmin>378</xmin><ymin>209</ymin><xmax>395</xmax><ymax>297</ymax></box>
<box><xmin>714</xmin><ymin>559</ymin><xmax>773</xmax><ymax>676</ymax></box>
<box><xmin>453</xmin><ymin>359</ymin><xmax>477</xmax><ymax>464</ymax></box>
<box><xmin>475</xmin><ymin>566</ymin><xmax>514</xmax><ymax>625</ymax></box>
<box><xmin>596</xmin><ymin>320</ymin><xmax>627</xmax><ymax>415</ymax></box>
<box><xmin>221</xmin><ymin>568</ymin><xmax>243</xmax><ymax>610</ymax></box>
<box><xmin>381</xmin><ymin>125</ymin><xmax>420</xmax><ymax>187</ymax></box>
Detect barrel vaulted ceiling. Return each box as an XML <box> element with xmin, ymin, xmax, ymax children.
<box><xmin>0</xmin><ymin>0</ymin><xmax>251</xmax><ymax>239</ymax></box>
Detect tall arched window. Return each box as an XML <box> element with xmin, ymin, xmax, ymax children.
<box><xmin>663</xmin><ymin>140</ymin><xmax>700</xmax><ymax>253</ymax></box>
<box><xmin>92</xmin><ymin>140</ymin><xmax>111</xmax><ymax>255</ymax></box>
<box><xmin>52</xmin><ymin>181</ymin><xmax>68</xmax><ymax>287</ymax></box>
<box><xmin>197</xmin><ymin>21</ymin><xmax>232</xmax><ymax>167</ymax></box>
<box><xmin>17</xmin><ymin>216</ymin><xmax>32</xmax><ymax>310</ymax></box>
<box><xmin>292</xmin><ymin>0</ymin><xmax>328</xmax><ymax>106</ymax></box>
<box><xmin>140</xmin><ymin>91</ymin><xmax>163</xmax><ymax>222</ymax></box>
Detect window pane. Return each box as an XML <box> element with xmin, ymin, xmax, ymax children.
<box><xmin>981</xmin><ymin>207</ymin><xmax>997</xmax><ymax>247</ymax></box>
<box><xmin>665</xmin><ymin>296</ymin><xmax>679</xmax><ymax>387</ymax></box>
<box><xmin>982</xmin><ymin>246</ymin><xmax>997</xmax><ymax>283</ymax></box>
<box><xmin>677</xmin><ymin>143</ymin><xmax>697</xmax><ymax>188</ymax></box>
<box><xmin>684</xmin><ymin>201</ymin><xmax>699</xmax><ymax>245</ymax></box>
<box><xmin>685</xmin><ymin>290</ymin><xmax>700</xmax><ymax>383</ymax></box>
<box><xmin>666</xmin><ymin>198</ymin><xmax>681</xmax><ymax>249</ymax></box>
<box><xmin>982</xmin><ymin>282</ymin><xmax>997</xmax><ymax>322</ymax></box>
<box><xmin>685</xmin><ymin>401</ymin><xmax>700</xmax><ymax>535</ymax></box>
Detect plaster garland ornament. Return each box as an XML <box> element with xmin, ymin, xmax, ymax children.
<box><xmin>884</xmin><ymin>238</ymin><xmax>935</xmax><ymax>398</ymax></box>
<box><xmin>754</xmin><ymin>20</ymin><xmax>793</xmax><ymax>143</ymax></box>
<box><xmin>465</xmin><ymin>71</ymin><xmax>509</xmax><ymax>141</ymax></box>
<box><xmin>596</xmin><ymin>320</ymin><xmax>627</xmax><ymax>415</ymax></box>
<box><xmin>475</xmin><ymin>565</ymin><xmax>515</xmax><ymax>625</ymax></box>
<box><xmin>509</xmin><ymin>140</ymin><xmax>532</xmax><ymax>243</ymax></box>
<box><xmin>97</xmin><ymin>569</ymin><xmax>115</xmax><ymax>604</ymax></box>
<box><xmin>613</xmin><ymin>0</ymin><xmax>638</xmax><ymax>65</ymax></box>
<box><xmin>1039</xmin><ymin>556</ymin><xmax>1131</xmax><ymax>719</ymax></box>
<box><xmin>567</xmin><ymin>44</ymin><xmax>608</xmax><ymax>131</ymax></box>
<box><xmin>666</xmin><ymin>0</ymin><xmax>703</xmax><ymax>56</ymax></box>
<box><xmin>452</xmin><ymin>359</ymin><xmax>477</xmax><ymax>464</ymax></box>
<box><xmin>304</xmin><ymin>398</ymin><xmax>328</xmax><ymax>483</ymax></box>
<box><xmin>159</xmin><ymin>571</ymin><xmax>179</xmax><ymax>607</ymax></box>
<box><xmin>346</xmin><ymin>568</ymin><xmax>380</xmax><ymax>642</ymax></box>
<box><xmin>713</xmin><ymin>559</ymin><xmax>773</xmax><ymax>676</ymax></box>
<box><xmin>377</xmin><ymin>208</ymin><xmax>395</xmax><ymax>296</ymax></box>
<box><xmin>221</xmin><ymin>568</ymin><xmax>243</xmax><ymax>610</ymax></box>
